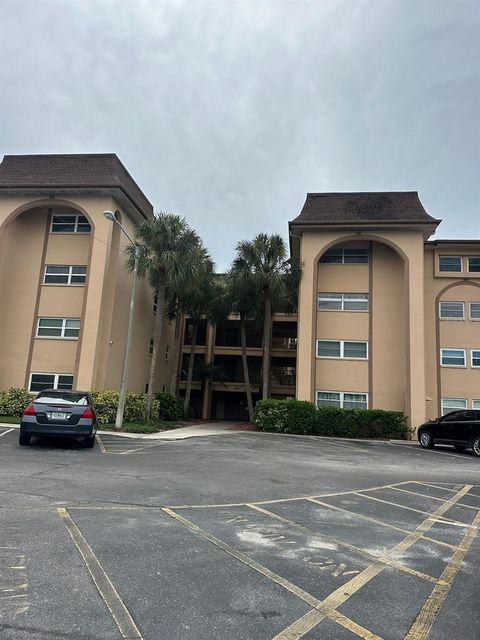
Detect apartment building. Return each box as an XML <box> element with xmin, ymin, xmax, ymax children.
<box><xmin>291</xmin><ymin>192</ymin><xmax>480</xmax><ymax>428</ymax></box>
<box><xmin>0</xmin><ymin>154</ymin><xmax>174</xmax><ymax>395</ymax></box>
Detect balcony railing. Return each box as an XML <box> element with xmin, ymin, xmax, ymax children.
<box><xmin>271</xmin><ymin>337</ymin><xmax>297</xmax><ymax>350</ymax></box>
<box><xmin>270</xmin><ymin>368</ymin><xmax>296</xmax><ymax>386</ymax></box>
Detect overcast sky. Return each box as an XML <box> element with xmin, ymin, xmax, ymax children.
<box><xmin>0</xmin><ymin>0</ymin><xmax>479</xmax><ymax>269</ymax></box>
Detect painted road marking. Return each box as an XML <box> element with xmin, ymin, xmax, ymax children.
<box><xmin>272</xmin><ymin>484</ymin><xmax>474</xmax><ymax>640</ymax></box>
<box><xmin>391</xmin><ymin>485</ymin><xmax>480</xmax><ymax>512</ymax></box>
<box><xmin>0</xmin><ymin>428</ymin><xmax>15</xmax><ymax>438</ymax></box>
<box><xmin>57</xmin><ymin>507</ymin><xmax>143</xmax><ymax>640</ymax></box>
<box><xmin>96</xmin><ymin>435</ymin><xmax>106</xmax><ymax>454</ymax></box>
<box><xmin>404</xmin><ymin>508</ymin><xmax>480</xmax><ymax>640</ymax></box>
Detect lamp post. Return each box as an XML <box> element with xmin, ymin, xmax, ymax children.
<box><xmin>103</xmin><ymin>211</ymin><xmax>140</xmax><ymax>430</ymax></box>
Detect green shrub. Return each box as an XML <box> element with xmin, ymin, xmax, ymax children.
<box><xmin>253</xmin><ymin>399</ymin><xmax>290</xmax><ymax>432</ymax></box>
<box><xmin>0</xmin><ymin>388</ymin><xmax>33</xmax><ymax>416</ymax></box>
<box><xmin>254</xmin><ymin>399</ymin><xmax>409</xmax><ymax>439</ymax></box>
<box><xmin>91</xmin><ymin>390</ymin><xmax>161</xmax><ymax>425</ymax></box>
<box><xmin>155</xmin><ymin>392</ymin><xmax>184</xmax><ymax>421</ymax></box>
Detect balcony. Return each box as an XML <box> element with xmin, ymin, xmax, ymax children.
<box><xmin>271</xmin><ymin>337</ymin><xmax>297</xmax><ymax>351</ymax></box>
<box><xmin>270</xmin><ymin>367</ymin><xmax>296</xmax><ymax>387</ymax></box>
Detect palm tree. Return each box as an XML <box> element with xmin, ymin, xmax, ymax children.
<box><xmin>126</xmin><ymin>213</ymin><xmax>204</xmax><ymax>419</ymax></box>
<box><xmin>233</xmin><ymin>234</ymin><xmax>300</xmax><ymax>400</ymax></box>
<box><xmin>224</xmin><ymin>267</ymin><xmax>261</xmax><ymax>422</ymax></box>
<box><xmin>180</xmin><ymin>268</ymin><xmax>228</xmax><ymax>415</ymax></box>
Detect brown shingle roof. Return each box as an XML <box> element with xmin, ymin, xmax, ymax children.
<box><xmin>0</xmin><ymin>153</ymin><xmax>153</xmax><ymax>219</ymax></box>
<box><xmin>291</xmin><ymin>192</ymin><xmax>440</xmax><ymax>226</ymax></box>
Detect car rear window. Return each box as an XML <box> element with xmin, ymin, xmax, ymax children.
<box><xmin>35</xmin><ymin>392</ymin><xmax>89</xmax><ymax>405</ymax></box>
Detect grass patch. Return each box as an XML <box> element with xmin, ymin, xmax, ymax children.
<box><xmin>0</xmin><ymin>416</ymin><xmax>20</xmax><ymax>424</ymax></box>
<box><xmin>100</xmin><ymin>420</ymin><xmax>177</xmax><ymax>434</ymax></box>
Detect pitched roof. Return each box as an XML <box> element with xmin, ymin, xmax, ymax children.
<box><xmin>0</xmin><ymin>153</ymin><xmax>153</xmax><ymax>219</ymax></box>
<box><xmin>290</xmin><ymin>192</ymin><xmax>440</xmax><ymax>226</ymax></box>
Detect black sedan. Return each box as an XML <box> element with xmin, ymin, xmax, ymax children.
<box><xmin>19</xmin><ymin>389</ymin><xmax>99</xmax><ymax>448</ymax></box>
<box><xmin>418</xmin><ymin>409</ymin><xmax>480</xmax><ymax>457</ymax></box>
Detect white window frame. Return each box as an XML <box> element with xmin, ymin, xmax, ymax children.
<box><xmin>471</xmin><ymin>349</ymin><xmax>480</xmax><ymax>368</ymax></box>
<box><xmin>316</xmin><ymin>339</ymin><xmax>368</xmax><ymax>359</ymax></box>
<box><xmin>29</xmin><ymin>372</ymin><xmax>74</xmax><ymax>392</ymax></box>
<box><xmin>467</xmin><ymin>257</ymin><xmax>480</xmax><ymax>273</ymax></box>
<box><xmin>317</xmin><ymin>293</ymin><xmax>369</xmax><ymax>312</ymax></box>
<box><xmin>469</xmin><ymin>302</ymin><xmax>480</xmax><ymax>320</ymax></box>
<box><xmin>440</xmin><ymin>348</ymin><xmax>466</xmax><ymax>367</ymax></box>
<box><xmin>316</xmin><ymin>390</ymin><xmax>368</xmax><ymax>410</ymax></box>
<box><xmin>439</xmin><ymin>301</ymin><xmax>464</xmax><ymax>320</ymax></box>
<box><xmin>43</xmin><ymin>265</ymin><xmax>87</xmax><ymax>285</ymax></box>
<box><xmin>319</xmin><ymin>247</ymin><xmax>369</xmax><ymax>265</ymax></box>
<box><xmin>50</xmin><ymin>214</ymin><xmax>91</xmax><ymax>234</ymax></box>
<box><xmin>473</xmin><ymin>400</ymin><xmax>480</xmax><ymax>410</ymax></box>
<box><xmin>438</xmin><ymin>255</ymin><xmax>463</xmax><ymax>272</ymax></box>
<box><xmin>36</xmin><ymin>317</ymin><xmax>81</xmax><ymax>339</ymax></box>
<box><xmin>441</xmin><ymin>398</ymin><xmax>467</xmax><ymax>415</ymax></box>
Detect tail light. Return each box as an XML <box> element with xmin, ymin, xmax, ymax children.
<box><xmin>82</xmin><ymin>407</ymin><xmax>95</xmax><ymax>419</ymax></box>
<box><xmin>23</xmin><ymin>404</ymin><xmax>36</xmax><ymax>416</ymax></box>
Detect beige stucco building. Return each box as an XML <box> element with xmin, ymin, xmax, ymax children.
<box><xmin>0</xmin><ymin>154</ymin><xmax>174</xmax><ymax>396</ymax></box>
<box><xmin>291</xmin><ymin>192</ymin><xmax>480</xmax><ymax>428</ymax></box>
<box><xmin>1</xmin><ymin>155</ymin><xmax>479</xmax><ymax>429</ymax></box>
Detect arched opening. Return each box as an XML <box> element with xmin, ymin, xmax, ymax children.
<box><xmin>314</xmin><ymin>236</ymin><xmax>408</xmax><ymax>413</ymax></box>
<box><xmin>0</xmin><ymin>201</ymin><xmax>94</xmax><ymax>391</ymax></box>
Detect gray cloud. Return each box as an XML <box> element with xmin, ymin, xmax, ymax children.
<box><xmin>0</xmin><ymin>0</ymin><xmax>479</xmax><ymax>269</ymax></box>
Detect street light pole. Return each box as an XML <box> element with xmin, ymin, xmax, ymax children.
<box><xmin>103</xmin><ymin>210</ymin><xmax>140</xmax><ymax>430</ymax></box>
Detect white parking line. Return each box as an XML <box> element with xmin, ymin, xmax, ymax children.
<box><xmin>0</xmin><ymin>428</ymin><xmax>15</xmax><ymax>438</ymax></box>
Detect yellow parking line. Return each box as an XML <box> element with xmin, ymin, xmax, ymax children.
<box><xmin>96</xmin><ymin>435</ymin><xmax>106</xmax><ymax>454</ymax></box>
<box><xmin>404</xmin><ymin>508</ymin><xmax>480</xmax><ymax>640</ymax></box>
<box><xmin>57</xmin><ymin>508</ymin><xmax>143</xmax><ymax>639</ymax></box>
<box><xmin>247</xmin><ymin>504</ymin><xmax>438</xmax><ymax>584</ymax></box>
<box><xmin>354</xmin><ymin>492</ymin><xmax>473</xmax><ymax>528</ymax></box>
<box><xmin>327</xmin><ymin>609</ymin><xmax>384</xmax><ymax>640</ymax></box>
<box><xmin>307</xmin><ymin>498</ymin><xmax>457</xmax><ymax>551</ymax></box>
<box><xmin>272</xmin><ymin>485</ymin><xmax>473</xmax><ymax>640</ymax></box>
<box><xmin>391</xmin><ymin>486</ymin><xmax>480</xmax><ymax>512</ymax></box>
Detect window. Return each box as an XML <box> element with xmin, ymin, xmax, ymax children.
<box><xmin>439</xmin><ymin>301</ymin><xmax>464</xmax><ymax>319</ymax></box>
<box><xmin>165</xmin><ymin>345</ymin><xmax>170</xmax><ymax>361</ymax></box>
<box><xmin>149</xmin><ymin>338</ymin><xmax>154</xmax><ymax>356</ymax></box>
<box><xmin>44</xmin><ymin>265</ymin><xmax>87</xmax><ymax>285</ymax></box>
<box><xmin>318</xmin><ymin>293</ymin><xmax>369</xmax><ymax>311</ymax></box>
<box><xmin>316</xmin><ymin>391</ymin><xmax>368</xmax><ymax>410</ymax></box>
<box><xmin>471</xmin><ymin>350</ymin><xmax>480</xmax><ymax>368</ymax></box>
<box><xmin>439</xmin><ymin>256</ymin><xmax>462</xmax><ymax>272</ymax></box>
<box><xmin>51</xmin><ymin>214</ymin><xmax>91</xmax><ymax>233</ymax></box>
<box><xmin>440</xmin><ymin>348</ymin><xmax>466</xmax><ymax>367</ymax></box>
<box><xmin>473</xmin><ymin>400</ymin><xmax>480</xmax><ymax>410</ymax></box>
<box><xmin>37</xmin><ymin>317</ymin><xmax>80</xmax><ymax>338</ymax></box>
<box><xmin>317</xmin><ymin>340</ymin><xmax>368</xmax><ymax>359</ymax></box>
<box><xmin>319</xmin><ymin>247</ymin><xmax>368</xmax><ymax>264</ymax></box>
<box><xmin>470</xmin><ymin>302</ymin><xmax>480</xmax><ymax>319</ymax></box>
<box><xmin>468</xmin><ymin>257</ymin><xmax>480</xmax><ymax>272</ymax></box>
<box><xmin>29</xmin><ymin>373</ymin><xmax>74</xmax><ymax>392</ymax></box>
<box><xmin>441</xmin><ymin>398</ymin><xmax>467</xmax><ymax>415</ymax></box>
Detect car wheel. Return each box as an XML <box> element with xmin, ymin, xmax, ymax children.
<box><xmin>84</xmin><ymin>435</ymin><xmax>95</xmax><ymax>448</ymax></box>
<box><xmin>419</xmin><ymin>430</ymin><xmax>434</xmax><ymax>449</ymax></box>
<box><xmin>472</xmin><ymin>436</ymin><xmax>480</xmax><ymax>458</ymax></box>
<box><xmin>454</xmin><ymin>445</ymin><xmax>466</xmax><ymax>452</ymax></box>
<box><xmin>19</xmin><ymin>434</ymin><xmax>31</xmax><ymax>446</ymax></box>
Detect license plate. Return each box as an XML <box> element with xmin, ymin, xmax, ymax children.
<box><xmin>47</xmin><ymin>412</ymin><xmax>68</xmax><ymax>421</ymax></box>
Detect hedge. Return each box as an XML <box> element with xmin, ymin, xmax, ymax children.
<box><xmin>254</xmin><ymin>399</ymin><xmax>409</xmax><ymax>439</ymax></box>
<box><xmin>90</xmin><ymin>391</ymin><xmax>161</xmax><ymax>425</ymax></box>
<box><xmin>155</xmin><ymin>392</ymin><xmax>184</xmax><ymax>421</ymax></box>
<box><xmin>0</xmin><ymin>388</ymin><xmax>32</xmax><ymax>417</ymax></box>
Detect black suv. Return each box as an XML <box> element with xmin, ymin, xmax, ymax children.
<box><xmin>418</xmin><ymin>410</ymin><xmax>480</xmax><ymax>457</ymax></box>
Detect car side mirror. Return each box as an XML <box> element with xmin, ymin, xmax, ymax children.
<box><xmin>95</xmin><ymin>404</ymin><xmax>105</xmax><ymax>414</ymax></box>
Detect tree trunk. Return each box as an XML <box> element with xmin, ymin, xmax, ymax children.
<box><xmin>262</xmin><ymin>294</ymin><xmax>272</xmax><ymax>400</ymax></box>
<box><xmin>184</xmin><ymin>320</ymin><xmax>198</xmax><ymax>415</ymax></box>
<box><xmin>169</xmin><ymin>312</ymin><xmax>181</xmax><ymax>394</ymax></box>
<box><xmin>145</xmin><ymin>281</ymin><xmax>166</xmax><ymax>419</ymax></box>
<box><xmin>240</xmin><ymin>313</ymin><xmax>254</xmax><ymax>422</ymax></box>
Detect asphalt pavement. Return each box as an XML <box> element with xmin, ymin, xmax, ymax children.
<box><xmin>0</xmin><ymin>425</ymin><xmax>478</xmax><ymax>640</ymax></box>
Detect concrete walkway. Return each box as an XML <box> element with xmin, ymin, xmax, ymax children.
<box><xmin>98</xmin><ymin>421</ymin><xmax>243</xmax><ymax>440</ymax></box>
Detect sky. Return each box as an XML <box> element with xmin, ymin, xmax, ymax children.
<box><xmin>0</xmin><ymin>0</ymin><xmax>479</xmax><ymax>270</ymax></box>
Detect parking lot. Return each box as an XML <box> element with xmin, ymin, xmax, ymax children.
<box><xmin>0</xmin><ymin>425</ymin><xmax>479</xmax><ymax>640</ymax></box>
